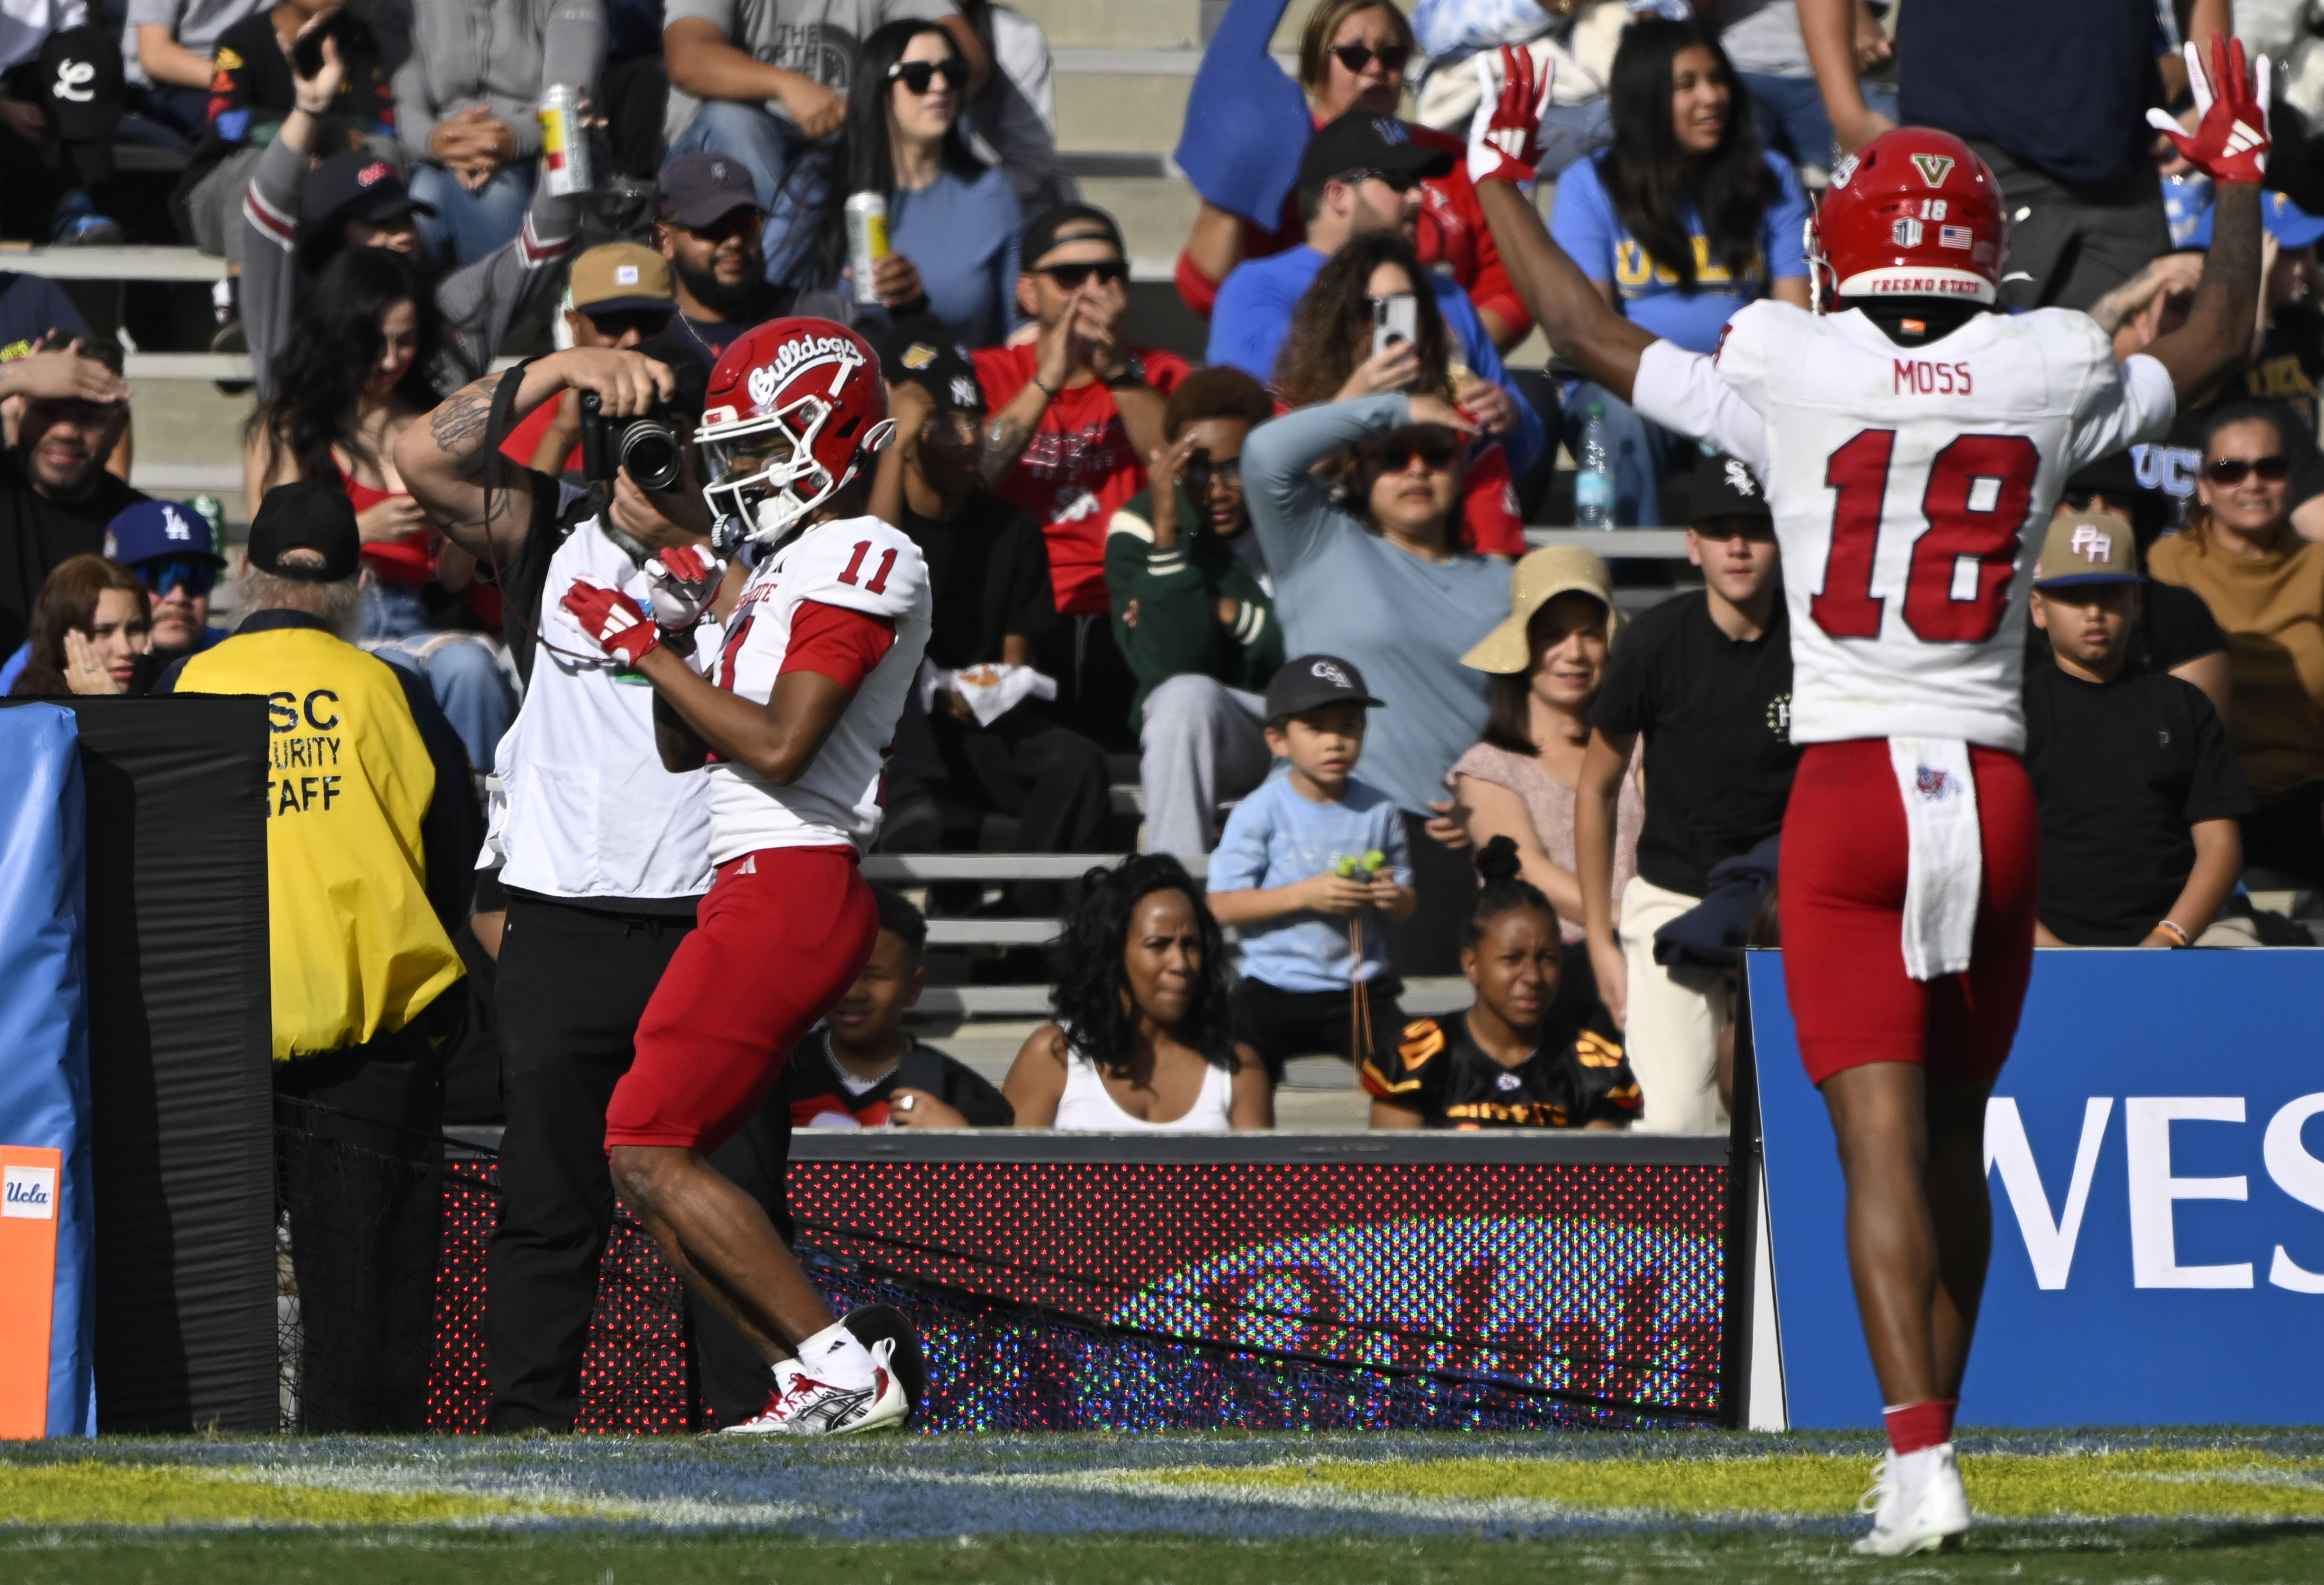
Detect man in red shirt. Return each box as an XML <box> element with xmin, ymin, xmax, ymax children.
<box><xmin>973</xmin><ymin>205</ymin><xmax>1190</xmax><ymax>746</ymax></box>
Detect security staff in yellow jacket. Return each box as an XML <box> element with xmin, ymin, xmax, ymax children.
<box><xmin>159</xmin><ymin>480</ymin><xmax>483</xmax><ymax>1432</ymax></box>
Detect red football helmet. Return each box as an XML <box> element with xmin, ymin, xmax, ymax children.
<box><xmin>1807</xmin><ymin>128</ymin><xmax>2005</xmax><ymax>311</ymax></box>
<box><xmin>696</xmin><ymin>317</ymin><xmax>895</xmax><ymax>549</ymax></box>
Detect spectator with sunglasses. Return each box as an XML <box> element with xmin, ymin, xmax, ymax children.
<box><xmin>1244</xmin><ymin>388</ymin><xmax>1513</xmax><ymax>975</ymax></box>
<box><xmin>662</xmin><ymin>0</ymin><xmax>988</xmax><ymax>223</ymax></box>
<box><xmin>1109</xmin><ymin>366</ymin><xmax>1285</xmax><ymax>857</ymax></box>
<box><xmin>0</xmin><ymin>338</ymin><xmax>141</xmax><ymax>664</ymax></box>
<box><xmin>1174</xmin><ymin>0</ymin><xmax>1528</xmax><ymax>353</ymax></box>
<box><xmin>110</xmin><ymin>499</ymin><xmax>229</xmax><ymax>663</ymax></box>
<box><xmin>765</xmin><ymin>21</ymin><xmax>1022</xmax><ymax>346</ymax></box>
<box><xmin>500</xmin><ymin>243</ymin><xmax>679</xmax><ymax>477</ymax></box>
<box><xmin>2150</xmin><ymin>400</ymin><xmax>2324</xmax><ymax>892</ymax></box>
<box><xmin>974</xmin><ymin>203</ymin><xmax>1188</xmax><ymax>748</ymax></box>
<box><xmin>1211</xmin><ymin>114</ymin><xmax>1544</xmax><ymax>483</ymax></box>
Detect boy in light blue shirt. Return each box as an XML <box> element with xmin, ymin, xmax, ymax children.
<box><xmin>1208</xmin><ymin>654</ymin><xmax>1416</xmax><ymax>1077</ymax></box>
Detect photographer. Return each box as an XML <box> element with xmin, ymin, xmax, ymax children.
<box><xmin>393</xmin><ymin>341</ymin><xmax>731</xmax><ymax>1434</ymax></box>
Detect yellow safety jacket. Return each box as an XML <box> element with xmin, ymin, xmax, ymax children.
<box><xmin>174</xmin><ymin>616</ymin><xmax>464</xmax><ymax>1058</ymax></box>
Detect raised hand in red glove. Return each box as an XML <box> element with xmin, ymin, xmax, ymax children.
<box><xmin>560</xmin><ymin>577</ymin><xmax>661</xmax><ymax>667</ymax></box>
<box><xmin>1466</xmin><ymin>44</ymin><xmax>1557</xmax><ymax>189</ymax></box>
<box><xmin>2149</xmin><ymin>33</ymin><xmax>2271</xmax><ymax>185</ymax></box>
<box><xmin>643</xmin><ymin>543</ymin><xmax>726</xmax><ymax>629</ymax></box>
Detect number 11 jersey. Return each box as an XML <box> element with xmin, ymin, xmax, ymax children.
<box><xmin>705</xmin><ymin>515</ymin><xmax>932</xmax><ymax>863</ymax></box>
<box><xmin>1632</xmin><ymin>300</ymin><xmax>2177</xmax><ymax>751</ymax></box>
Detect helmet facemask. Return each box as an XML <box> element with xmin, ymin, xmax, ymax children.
<box><xmin>697</xmin><ymin>392</ymin><xmax>895</xmax><ymax>553</ymax></box>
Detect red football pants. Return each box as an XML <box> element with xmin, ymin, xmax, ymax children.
<box><xmin>1778</xmin><ymin>739</ymin><xmax>2039</xmax><ymax>1087</ymax></box>
<box><xmin>606</xmin><ymin>847</ymin><xmax>877</xmax><ymax>1152</ymax></box>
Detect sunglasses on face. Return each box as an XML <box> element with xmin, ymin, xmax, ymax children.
<box><xmin>2206</xmin><ymin>454</ymin><xmax>2291</xmax><ymax>484</ymax></box>
<box><xmin>1345</xmin><ymin>167</ymin><xmax>1423</xmax><ymax>194</ymax></box>
<box><xmin>681</xmin><ymin>209</ymin><xmax>764</xmax><ymax>246</ymax></box>
<box><xmin>1187</xmin><ymin>454</ymin><xmax>1243</xmax><ymax>488</ymax></box>
<box><xmin>888</xmin><ymin>56</ymin><xmax>968</xmax><ymax>94</ymax></box>
<box><xmin>1332</xmin><ymin>42</ymin><xmax>1412</xmax><ymax>74</ymax></box>
<box><xmin>584</xmin><ymin>308</ymin><xmax>673</xmax><ymax>341</ymax></box>
<box><xmin>140</xmin><ymin>559</ymin><xmax>217</xmax><ymax>599</ymax></box>
<box><xmin>1369</xmin><ymin>440</ymin><xmax>1459</xmax><ymax>473</ymax></box>
<box><xmin>1037</xmin><ymin>259</ymin><xmax>1127</xmax><ymax>289</ymax></box>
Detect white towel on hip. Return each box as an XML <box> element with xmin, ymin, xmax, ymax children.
<box><xmin>1887</xmin><ymin>737</ymin><xmax>1982</xmax><ymax>982</ymax></box>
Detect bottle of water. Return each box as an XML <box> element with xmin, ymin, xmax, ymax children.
<box><xmin>1574</xmin><ymin>402</ymin><xmax>1616</xmax><ymax>530</ymax></box>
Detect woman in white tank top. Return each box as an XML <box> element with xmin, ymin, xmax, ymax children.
<box><xmin>1004</xmin><ymin>857</ymin><xmax>1272</xmax><ymax>1131</ymax></box>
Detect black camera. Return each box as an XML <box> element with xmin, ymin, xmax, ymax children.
<box><xmin>579</xmin><ymin>392</ymin><xmax>687</xmax><ymax>493</ymax></box>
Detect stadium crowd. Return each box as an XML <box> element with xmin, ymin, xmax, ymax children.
<box><xmin>4</xmin><ymin>0</ymin><xmax>2324</xmax><ymax>1433</ymax></box>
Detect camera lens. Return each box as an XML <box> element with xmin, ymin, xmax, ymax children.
<box><xmin>619</xmin><ymin>420</ymin><xmax>683</xmax><ymax>492</ymax></box>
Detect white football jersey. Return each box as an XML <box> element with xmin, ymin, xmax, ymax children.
<box><xmin>1632</xmin><ymin>302</ymin><xmax>2176</xmax><ymax>750</ymax></box>
<box><xmin>702</xmin><ymin>514</ymin><xmax>932</xmax><ymax>863</ymax></box>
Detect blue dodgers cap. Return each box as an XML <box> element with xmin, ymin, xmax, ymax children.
<box><xmin>104</xmin><ymin>499</ymin><xmax>226</xmax><ymax>568</ymax></box>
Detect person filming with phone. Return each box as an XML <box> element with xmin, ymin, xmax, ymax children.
<box><xmin>1207</xmin><ymin>112</ymin><xmax>1544</xmax><ymax>488</ymax></box>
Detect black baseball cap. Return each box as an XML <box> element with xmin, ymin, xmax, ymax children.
<box><xmin>868</xmin><ymin>317</ymin><xmax>986</xmax><ymax>413</ymax></box>
<box><xmin>1266</xmin><ymin>654</ymin><xmax>1385</xmax><ymax>722</ymax></box>
<box><xmin>1297</xmin><ymin>111</ymin><xmax>1454</xmax><ymax>193</ymax></box>
<box><xmin>1690</xmin><ymin>450</ymin><xmax>1773</xmax><ymax>525</ymax></box>
<box><xmin>657</xmin><ymin>152</ymin><xmax>763</xmax><ymax>229</ymax></box>
<box><xmin>247</xmin><ymin>481</ymin><xmax>361</xmax><ymax>582</ymax></box>
<box><xmin>38</xmin><ymin>28</ymin><xmax>125</xmax><ymax>148</ymax></box>
<box><xmin>1022</xmin><ymin>203</ymin><xmax>1125</xmax><ymax>270</ymax></box>
<box><xmin>299</xmin><ymin>151</ymin><xmax>433</xmax><ymax>267</ymax></box>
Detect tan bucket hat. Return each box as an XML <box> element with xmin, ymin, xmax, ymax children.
<box><xmin>1460</xmin><ymin>545</ymin><xmax>1619</xmax><ymax>674</ymax></box>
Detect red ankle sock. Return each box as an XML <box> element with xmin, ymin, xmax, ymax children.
<box><xmin>1883</xmin><ymin>1398</ymin><xmax>1956</xmax><ymax>1455</ymax></box>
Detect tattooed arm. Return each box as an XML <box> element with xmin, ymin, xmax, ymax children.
<box><xmin>396</xmin><ymin>348</ymin><xmax>676</xmax><ymax>561</ymax></box>
<box><xmin>979</xmin><ymin>308</ymin><xmax>1076</xmax><ymax>488</ymax></box>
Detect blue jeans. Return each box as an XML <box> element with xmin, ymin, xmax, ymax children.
<box><xmin>363</xmin><ymin>584</ymin><xmax>517</xmax><ymax>772</ymax></box>
<box><xmin>409</xmin><ymin>161</ymin><xmax>536</xmax><ymax>267</ymax></box>
<box><xmin>665</xmin><ymin>99</ymin><xmax>821</xmax><ymax>277</ymax></box>
<box><xmin>1562</xmin><ymin>381</ymin><xmax>1693</xmax><ymax>529</ymax></box>
<box><xmin>1743</xmin><ymin>73</ymin><xmax>1900</xmax><ymax>172</ymax></box>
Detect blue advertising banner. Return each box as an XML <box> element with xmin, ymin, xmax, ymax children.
<box><xmin>1749</xmin><ymin>948</ymin><xmax>2324</xmax><ymax>1429</ymax></box>
<box><xmin>0</xmin><ymin>705</ymin><xmax>96</xmax><ymax>1435</ymax></box>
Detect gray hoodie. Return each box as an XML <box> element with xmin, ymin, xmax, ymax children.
<box><xmin>393</xmin><ymin>0</ymin><xmax>607</xmax><ymax>165</ymax></box>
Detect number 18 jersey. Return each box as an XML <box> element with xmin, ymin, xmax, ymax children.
<box><xmin>1633</xmin><ymin>301</ymin><xmax>2177</xmax><ymax>751</ymax></box>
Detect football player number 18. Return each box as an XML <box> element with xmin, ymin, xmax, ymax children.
<box><xmin>1810</xmin><ymin>429</ymin><xmax>2041</xmax><ymax>644</ymax></box>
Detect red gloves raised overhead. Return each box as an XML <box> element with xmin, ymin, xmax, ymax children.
<box><xmin>1466</xmin><ymin>45</ymin><xmax>1557</xmax><ymax>189</ymax></box>
<box><xmin>2150</xmin><ymin>33</ymin><xmax>2271</xmax><ymax>185</ymax></box>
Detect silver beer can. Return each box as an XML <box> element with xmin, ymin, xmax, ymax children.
<box><xmin>845</xmin><ymin>192</ymin><xmax>889</xmax><ymax>306</ymax></box>
<box><xmin>538</xmin><ymin>84</ymin><xmax>592</xmax><ymax>198</ymax></box>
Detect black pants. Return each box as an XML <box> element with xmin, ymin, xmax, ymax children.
<box><xmin>1378</xmin><ymin>809</ymin><xmax>1475</xmax><ymax>978</ymax></box>
<box><xmin>1034</xmin><ymin>613</ymin><xmax>1140</xmax><ymax>752</ymax></box>
<box><xmin>1231</xmin><ymin>976</ymin><xmax>1407</xmax><ymax>1078</ymax></box>
<box><xmin>2243</xmin><ymin>779</ymin><xmax>2324</xmax><ymax>892</ymax></box>
<box><xmin>600</xmin><ymin>53</ymin><xmax>670</xmax><ymax>179</ymax></box>
<box><xmin>1972</xmin><ymin>140</ymin><xmax>2170</xmax><ymax>313</ymax></box>
<box><xmin>274</xmin><ymin>1026</ymin><xmax>444</xmax><ymax>1433</ymax></box>
<box><xmin>889</xmin><ymin>693</ymin><xmax>1113</xmax><ymax>856</ymax></box>
<box><xmin>486</xmin><ymin>894</ymin><xmax>696</xmax><ymax>1432</ymax></box>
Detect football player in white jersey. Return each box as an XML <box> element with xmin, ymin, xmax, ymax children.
<box><xmin>1464</xmin><ymin>38</ymin><xmax>2269</xmax><ymax>1552</ymax></box>
<box><xmin>558</xmin><ymin>317</ymin><xmax>935</xmax><ymax>1435</ymax></box>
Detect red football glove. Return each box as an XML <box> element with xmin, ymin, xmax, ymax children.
<box><xmin>643</xmin><ymin>543</ymin><xmax>726</xmax><ymax>629</ymax></box>
<box><xmin>559</xmin><ymin>577</ymin><xmax>661</xmax><ymax>666</ymax></box>
<box><xmin>1466</xmin><ymin>45</ymin><xmax>1557</xmax><ymax>188</ymax></box>
<box><xmin>2149</xmin><ymin>33</ymin><xmax>2271</xmax><ymax>185</ymax></box>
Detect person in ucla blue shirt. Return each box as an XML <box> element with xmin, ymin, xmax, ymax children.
<box><xmin>1547</xmin><ymin>17</ymin><xmax>1810</xmax><ymax>526</ymax></box>
<box><xmin>0</xmin><ymin>497</ymin><xmax>225</xmax><ymax>694</ymax></box>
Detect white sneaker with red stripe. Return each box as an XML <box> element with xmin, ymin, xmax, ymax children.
<box><xmin>720</xmin><ymin>1338</ymin><xmax>909</xmax><ymax>1435</ymax></box>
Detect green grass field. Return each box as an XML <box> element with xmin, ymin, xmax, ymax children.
<box><xmin>4</xmin><ymin>1430</ymin><xmax>2320</xmax><ymax>1584</ymax></box>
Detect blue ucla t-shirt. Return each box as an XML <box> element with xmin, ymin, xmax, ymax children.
<box><xmin>1548</xmin><ymin>150</ymin><xmax>1810</xmax><ymax>354</ymax></box>
<box><xmin>1208</xmin><ymin>771</ymin><xmax>1411</xmax><ymax>995</ymax></box>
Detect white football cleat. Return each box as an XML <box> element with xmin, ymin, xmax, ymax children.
<box><xmin>719</xmin><ymin>1338</ymin><xmax>909</xmax><ymax>1436</ymax></box>
<box><xmin>1851</xmin><ymin>1443</ymin><xmax>1971</xmax><ymax>1556</ymax></box>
